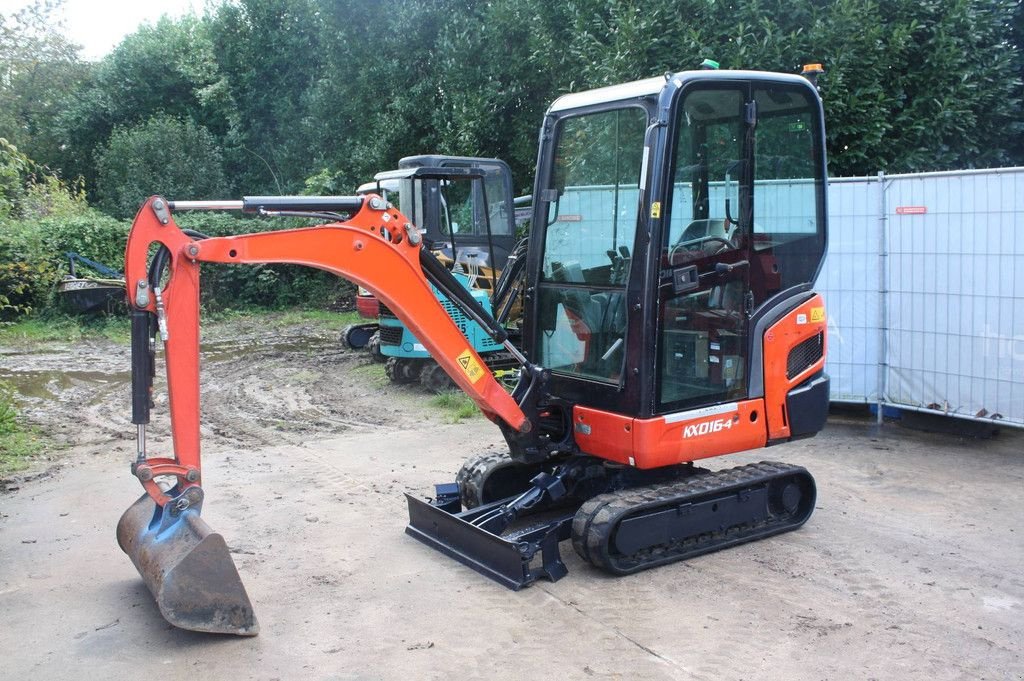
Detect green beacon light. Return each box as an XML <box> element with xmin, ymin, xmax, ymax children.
<box><xmin>700</xmin><ymin>58</ymin><xmax>720</xmax><ymax>70</ymax></box>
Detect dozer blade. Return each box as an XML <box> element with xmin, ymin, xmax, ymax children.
<box><xmin>405</xmin><ymin>491</ymin><xmax>572</xmax><ymax>590</ymax></box>
<box><xmin>116</xmin><ymin>493</ymin><xmax>259</xmax><ymax>636</ymax></box>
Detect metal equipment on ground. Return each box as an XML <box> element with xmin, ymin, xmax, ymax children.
<box><xmin>57</xmin><ymin>252</ymin><xmax>126</xmax><ymax>314</ymax></box>
<box><xmin>119</xmin><ymin>65</ymin><xmax>830</xmax><ymax>634</ymax></box>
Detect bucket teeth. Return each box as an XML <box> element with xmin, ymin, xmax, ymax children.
<box><xmin>117</xmin><ymin>493</ymin><xmax>259</xmax><ymax>636</ymax></box>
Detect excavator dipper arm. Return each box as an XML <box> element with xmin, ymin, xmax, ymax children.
<box><xmin>118</xmin><ymin>195</ymin><xmax>530</xmax><ymax>635</ymax></box>
<box><xmin>124</xmin><ymin>195</ymin><xmax>528</xmax><ymax>504</ymax></box>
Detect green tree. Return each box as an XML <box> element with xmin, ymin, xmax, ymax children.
<box><xmin>0</xmin><ymin>0</ymin><xmax>89</xmax><ymax>170</ymax></box>
<box><xmin>95</xmin><ymin>115</ymin><xmax>227</xmax><ymax>219</ymax></box>
<box><xmin>57</xmin><ymin>14</ymin><xmax>229</xmax><ymax>193</ymax></box>
<box><xmin>306</xmin><ymin>0</ymin><xmax>452</xmax><ymax>192</ymax></box>
<box><xmin>8</xmin><ymin>0</ymin><xmax>1024</xmax><ymax>205</ymax></box>
<box><xmin>205</xmin><ymin>0</ymin><xmax>326</xmax><ymax>193</ymax></box>
<box><xmin>0</xmin><ymin>138</ymin><xmax>87</xmax><ymax>220</ymax></box>
<box><xmin>428</xmin><ymin>0</ymin><xmax>577</xmax><ymax>193</ymax></box>
<box><xmin>304</xmin><ymin>0</ymin><xmax>575</xmax><ymax>194</ymax></box>
<box><xmin>560</xmin><ymin>0</ymin><xmax>1023</xmax><ymax>175</ymax></box>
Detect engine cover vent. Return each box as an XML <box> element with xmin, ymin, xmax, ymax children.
<box><xmin>787</xmin><ymin>331</ymin><xmax>824</xmax><ymax>380</ymax></box>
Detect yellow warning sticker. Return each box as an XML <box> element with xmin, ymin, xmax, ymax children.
<box><xmin>456</xmin><ymin>348</ymin><xmax>486</xmax><ymax>384</ymax></box>
<box><xmin>650</xmin><ymin>201</ymin><xmax>661</xmax><ymax>219</ymax></box>
<box><xmin>810</xmin><ymin>306</ymin><xmax>825</xmax><ymax>323</ymax></box>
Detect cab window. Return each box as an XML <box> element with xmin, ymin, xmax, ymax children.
<box><xmin>536</xmin><ymin>107</ymin><xmax>648</xmax><ymax>383</ymax></box>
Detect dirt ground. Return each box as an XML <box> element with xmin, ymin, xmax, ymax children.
<box><xmin>1</xmin><ymin>318</ymin><xmax>1021</xmax><ymax>681</ymax></box>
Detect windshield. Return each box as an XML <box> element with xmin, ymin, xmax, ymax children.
<box><xmin>536</xmin><ymin>106</ymin><xmax>648</xmax><ymax>383</ymax></box>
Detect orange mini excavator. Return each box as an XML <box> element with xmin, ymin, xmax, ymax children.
<box><xmin>118</xmin><ymin>65</ymin><xmax>830</xmax><ymax>635</ymax></box>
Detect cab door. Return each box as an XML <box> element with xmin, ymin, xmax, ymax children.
<box><xmin>657</xmin><ymin>84</ymin><xmax>753</xmax><ymax>413</ymax></box>
<box><xmin>655</xmin><ymin>78</ymin><xmax>828</xmax><ymax>416</ymax></box>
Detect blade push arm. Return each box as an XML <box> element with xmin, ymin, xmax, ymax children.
<box><xmin>125</xmin><ymin>195</ymin><xmax>529</xmax><ymax>507</ymax></box>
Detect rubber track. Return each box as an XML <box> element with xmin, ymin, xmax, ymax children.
<box><xmin>455</xmin><ymin>450</ymin><xmax>561</xmax><ymax>509</ymax></box>
<box><xmin>571</xmin><ymin>461</ymin><xmax>814</xmax><ymax>575</ymax></box>
<box><xmin>456</xmin><ymin>451</ymin><xmax>513</xmax><ymax>509</ymax></box>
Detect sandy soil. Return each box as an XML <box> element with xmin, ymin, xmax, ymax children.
<box><xmin>1</xmin><ymin>320</ymin><xmax>1021</xmax><ymax>681</ymax></box>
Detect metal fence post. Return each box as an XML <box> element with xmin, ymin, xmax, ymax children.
<box><xmin>876</xmin><ymin>170</ymin><xmax>888</xmax><ymax>425</ymax></box>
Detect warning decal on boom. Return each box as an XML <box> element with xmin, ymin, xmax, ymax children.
<box><xmin>456</xmin><ymin>349</ymin><xmax>486</xmax><ymax>383</ymax></box>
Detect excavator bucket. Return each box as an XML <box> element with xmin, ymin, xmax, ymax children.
<box><xmin>116</xmin><ymin>493</ymin><xmax>258</xmax><ymax>636</ymax></box>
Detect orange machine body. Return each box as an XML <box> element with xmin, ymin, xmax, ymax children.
<box><xmin>570</xmin><ymin>295</ymin><xmax>827</xmax><ymax>469</ymax></box>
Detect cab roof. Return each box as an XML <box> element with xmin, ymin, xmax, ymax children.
<box><xmin>548</xmin><ymin>76</ymin><xmax>664</xmax><ymax>113</ymax></box>
<box><xmin>547</xmin><ymin>70</ymin><xmax>814</xmax><ymax>114</ymax></box>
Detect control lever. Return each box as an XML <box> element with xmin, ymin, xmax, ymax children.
<box><xmin>715</xmin><ymin>260</ymin><xmax>749</xmax><ymax>275</ymax></box>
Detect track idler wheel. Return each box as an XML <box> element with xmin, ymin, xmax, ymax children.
<box><xmin>419</xmin><ymin>361</ymin><xmax>456</xmax><ymax>393</ymax></box>
<box><xmin>116</xmin><ymin>491</ymin><xmax>258</xmax><ymax>636</ymax></box>
<box><xmin>385</xmin><ymin>357</ymin><xmax>422</xmax><ymax>384</ymax></box>
<box><xmin>341</xmin><ymin>323</ymin><xmax>378</xmax><ymax>350</ymax></box>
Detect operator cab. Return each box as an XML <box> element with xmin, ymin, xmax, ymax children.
<box><xmin>389</xmin><ymin>155</ymin><xmax>518</xmax><ymax>271</ymax></box>
<box><xmin>525</xmin><ymin>69</ymin><xmax>827</xmax><ymax>423</ymax></box>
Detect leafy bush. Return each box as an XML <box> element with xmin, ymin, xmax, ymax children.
<box><xmin>34</xmin><ymin>212</ymin><xmax>129</xmax><ymax>272</ymax></box>
<box><xmin>0</xmin><ymin>206</ymin><xmax>354</xmax><ymax>318</ymax></box>
<box><xmin>172</xmin><ymin>212</ymin><xmax>355</xmax><ymax>310</ymax></box>
<box><xmin>0</xmin><ymin>139</ymin><xmax>28</xmax><ymax>219</ymax></box>
<box><xmin>0</xmin><ymin>380</ymin><xmax>18</xmax><ymax>435</ymax></box>
<box><xmin>0</xmin><ymin>261</ymin><xmax>57</xmax><ymax>321</ymax></box>
<box><xmin>0</xmin><ymin>206</ymin><xmax>128</xmax><ymax>320</ymax></box>
<box><xmin>0</xmin><ymin>140</ymin><xmax>108</xmax><ymax>320</ymax></box>
<box><xmin>95</xmin><ymin>116</ymin><xmax>228</xmax><ymax>219</ymax></box>
<box><xmin>0</xmin><ymin>138</ymin><xmax>88</xmax><ymax>220</ymax></box>
<box><xmin>0</xmin><ymin>209</ymin><xmax>128</xmax><ymax>271</ymax></box>
<box><xmin>20</xmin><ymin>173</ymin><xmax>88</xmax><ymax>219</ymax></box>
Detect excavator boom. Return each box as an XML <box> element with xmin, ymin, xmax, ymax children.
<box><xmin>119</xmin><ymin>194</ymin><xmax>529</xmax><ymax>633</ymax></box>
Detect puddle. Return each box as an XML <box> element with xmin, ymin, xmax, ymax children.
<box><xmin>0</xmin><ymin>369</ymin><xmax>130</xmax><ymax>400</ymax></box>
<box><xmin>0</xmin><ymin>332</ymin><xmax>341</xmax><ymax>403</ymax></box>
<box><xmin>201</xmin><ymin>333</ymin><xmax>340</xmax><ymax>361</ymax></box>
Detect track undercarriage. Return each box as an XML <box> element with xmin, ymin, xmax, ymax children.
<box><xmin>406</xmin><ymin>452</ymin><xmax>816</xmax><ymax>589</ymax></box>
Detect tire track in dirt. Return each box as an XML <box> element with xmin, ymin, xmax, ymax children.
<box><xmin>0</xmin><ymin>319</ymin><xmax>433</xmax><ymax>465</ymax></box>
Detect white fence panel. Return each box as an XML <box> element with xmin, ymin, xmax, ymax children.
<box><xmin>820</xmin><ymin>167</ymin><xmax>1024</xmax><ymax>428</ymax></box>
<box><xmin>819</xmin><ymin>177</ymin><xmax>882</xmax><ymax>403</ymax></box>
<box><xmin>883</xmin><ymin>169</ymin><xmax>1024</xmax><ymax>425</ymax></box>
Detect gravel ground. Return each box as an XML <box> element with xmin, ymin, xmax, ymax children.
<box><xmin>1</xmin><ymin>320</ymin><xmax>1021</xmax><ymax>680</ymax></box>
